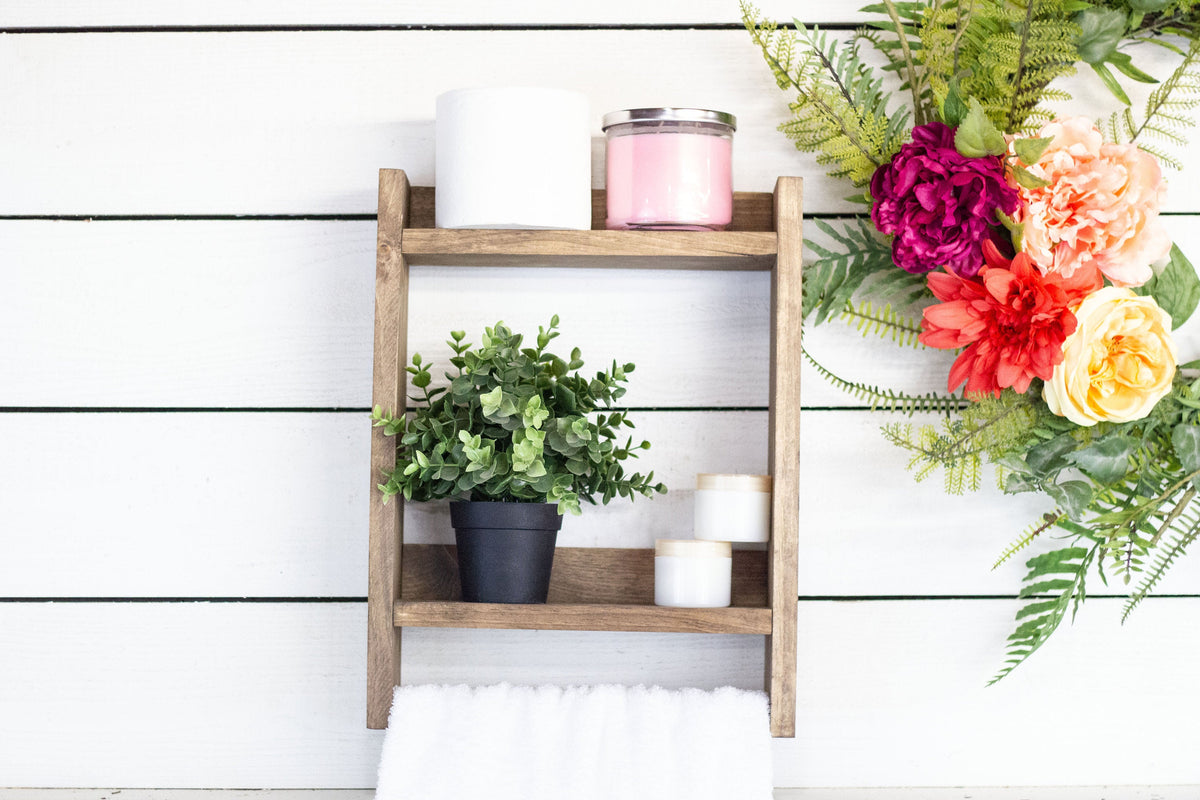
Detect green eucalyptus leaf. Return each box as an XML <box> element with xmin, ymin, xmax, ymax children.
<box><xmin>954</xmin><ymin>98</ymin><xmax>1007</xmax><ymax>158</ymax></box>
<box><xmin>378</xmin><ymin>317</ymin><xmax>665</xmax><ymax>506</ymax></box>
<box><xmin>480</xmin><ymin>385</ymin><xmax>504</xmax><ymax>417</ymax></box>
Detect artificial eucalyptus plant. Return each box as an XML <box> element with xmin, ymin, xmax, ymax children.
<box><xmin>372</xmin><ymin>316</ymin><xmax>666</xmax><ymax>515</ymax></box>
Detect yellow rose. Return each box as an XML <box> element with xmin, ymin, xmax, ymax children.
<box><xmin>1043</xmin><ymin>287</ymin><xmax>1176</xmax><ymax>426</ymax></box>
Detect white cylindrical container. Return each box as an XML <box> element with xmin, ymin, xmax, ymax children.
<box><xmin>654</xmin><ymin>539</ymin><xmax>732</xmax><ymax>608</ymax></box>
<box><xmin>693</xmin><ymin>474</ymin><xmax>772</xmax><ymax>543</ymax></box>
<box><xmin>435</xmin><ymin>87</ymin><xmax>592</xmax><ymax>230</ymax></box>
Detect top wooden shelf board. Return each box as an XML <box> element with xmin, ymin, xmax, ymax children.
<box><xmin>404</xmin><ymin>185</ymin><xmax>779</xmax><ymax>231</ymax></box>
<box><xmin>401</xmin><ymin>229</ymin><xmax>777</xmax><ymax>269</ymax></box>
<box><xmin>396</xmin><ymin>184</ymin><xmax>779</xmax><ymax>270</ymax></box>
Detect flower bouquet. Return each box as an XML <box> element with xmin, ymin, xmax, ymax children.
<box><xmin>744</xmin><ymin>0</ymin><xmax>1200</xmax><ymax>679</ymax></box>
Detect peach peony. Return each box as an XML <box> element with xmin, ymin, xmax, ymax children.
<box><xmin>1012</xmin><ymin>117</ymin><xmax>1170</xmax><ymax>288</ymax></box>
<box><xmin>1043</xmin><ymin>287</ymin><xmax>1176</xmax><ymax>426</ymax></box>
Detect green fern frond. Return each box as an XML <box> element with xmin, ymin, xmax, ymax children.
<box><xmin>841</xmin><ymin>301</ymin><xmax>924</xmax><ymax>347</ymax></box>
<box><xmin>742</xmin><ymin>3</ymin><xmax>908</xmax><ymax>185</ymax></box>
<box><xmin>1101</xmin><ymin>36</ymin><xmax>1200</xmax><ymax>170</ymax></box>
<box><xmin>1122</xmin><ymin>497</ymin><xmax>1200</xmax><ymax>623</ymax></box>
<box><xmin>860</xmin><ymin>264</ymin><xmax>933</xmax><ymax>313</ymax></box>
<box><xmin>881</xmin><ymin>391</ymin><xmax>1042</xmax><ymax>495</ymax></box>
<box><xmin>992</xmin><ymin>512</ymin><xmax>1065</xmax><ymax>570</ymax></box>
<box><xmin>882</xmin><ymin>420</ymin><xmax>983</xmax><ymax>492</ymax></box>
<box><xmin>990</xmin><ymin>543</ymin><xmax>1098</xmax><ymax>684</ymax></box>
<box><xmin>856</xmin><ymin>0</ymin><xmax>934</xmax><ymax>123</ymax></box>
<box><xmin>919</xmin><ymin>0</ymin><xmax>1079</xmax><ymax>133</ymax></box>
<box><xmin>803</xmin><ymin>217</ymin><xmax>897</xmax><ymax>324</ymax></box>
<box><xmin>804</xmin><ymin>349</ymin><xmax>961</xmax><ymax>415</ymax></box>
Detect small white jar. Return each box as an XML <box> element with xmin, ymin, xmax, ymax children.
<box><xmin>693</xmin><ymin>474</ymin><xmax>772</xmax><ymax>543</ymax></box>
<box><xmin>654</xmin><ymin>539</ymin><xmax>732</xmax><ymax>608</ymax></box>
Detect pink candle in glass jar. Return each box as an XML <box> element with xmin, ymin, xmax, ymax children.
<box><xmin>602</xmin><ymin>108</ymin><xmax>736</xmax><ymax>231</ymax></box>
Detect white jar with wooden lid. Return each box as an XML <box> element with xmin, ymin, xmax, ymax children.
<box><xmin>654</xmin><ymin>539</ymin><xmax>732</xmax><ymax>608</ymax></box>
<box><xmin>693</xmin><ymin>473</ymin><xmax>772</xmax><ymax>543</ymax></box>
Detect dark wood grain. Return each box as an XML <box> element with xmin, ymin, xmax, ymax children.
<box><xmin>400</xmin><ymin>544</ymin><xmax>768</xmax><ymax>607</ymax></box>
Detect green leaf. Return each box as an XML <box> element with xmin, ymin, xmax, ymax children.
<box><xmin>941</xmin><ymin>80</ymin><xmax>968</xmax><ymax>127</ymax></box>
<box><xmin>954</xmin><ymin>98</ymin><xmax>1008</xmax><ymax>158</ymax></box>
<box><xmin>1108</xmin><ymin>51</ymin><xmax>1159</xmax><ymax>84</ymax></box>
<box><xmin>1012</xmin><ymin>164</ymin><xmax>1051</xmax><ymax>190</ymax></box>
<box><xmin>1090</xmin><ymin>61</ymin><xmax>1132</xmax><ymax>105</ymax></box>
<box><xmin>1013</xmin><ymin>136</ymin><xmax>1053</xmax><ymax>165</ymax></box>
<box><xmin>1025</xmin><ymin>434</ymin><xmax>1076</xmax><ymax>477</ymax></box>
<box><xmin>522</xmin><ymin>395</ymin><xmax>550</xmax><ymax>429</ymax></box>
<box><xmin>1064</xmin><ymin>436</ymin><xmax>1139</xmax><ymax>483</ymax></box>
<box><xmin>479</xmin><ymin>385</ymin><xmax>503</xmax><ymax>417</ymax></box>
<box><xmin>1046</xmin><ymin>480</ymin><xmax>1093</xmax><ymax>519</ymax></box>
<box><xmin>1135</xmin><ymin>244</ymin><xmax>1200</xmax><ymax>329</ymax></box>
<box><xmin>1172</xmin><ymin>423</ymin><xmax>1200</xmax><ymax>474</ymax></box>
<box><xmin>512</xmin><ymin>428</ymin><xmax>546</xmax><ymax>473</ymax></box>
<box><xmin>1074</xmin><ymin>8</ymin><xmax>1127</xmax><ymax>65</ymax></box>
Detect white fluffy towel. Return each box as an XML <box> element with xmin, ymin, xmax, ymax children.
<box><xmin>375</xmin><ymin>683</ymin><xmax>774</xmax><ymax>800</ymax></box>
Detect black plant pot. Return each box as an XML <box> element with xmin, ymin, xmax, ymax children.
<box><xmin>450</xmin><ymin>501</ymin><xmax>564</xmax><ymax>604</ymax></box>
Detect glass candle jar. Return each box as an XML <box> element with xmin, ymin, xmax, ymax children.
<box><xmin>693</xmin><ymin>473</ymin><xmax>772</xmax><ymax>543</ymax></box>
<box><xmin>602</xmin><ymin>108</ymin><xmax>736</xmax><ymax>231</ymax></box>
<box><xmin>654</xmin><ymin>539</ymin><xmax>732</xmax><ymax>608</ymax></box>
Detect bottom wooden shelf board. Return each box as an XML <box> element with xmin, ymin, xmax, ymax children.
<box><xmin>394</xmin><ymin>600</ymin><xmax>773</xmax><ymax>635</ymax></box>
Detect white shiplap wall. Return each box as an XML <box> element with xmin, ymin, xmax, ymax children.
<box><xmin>3</xmin><ymin>2</ymin><xmax>1199</xmax><ymax>791</ymax></box>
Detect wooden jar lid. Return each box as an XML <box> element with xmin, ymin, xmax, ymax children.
<box><xmin>695</xmin><ymin>473</ymin><xmax>772</xmax><ymax>493</ymax></box>
<box><xmin>655</xmin><ymin>539</ymin><xmax>732</xmax><ymax>558</ymax></box>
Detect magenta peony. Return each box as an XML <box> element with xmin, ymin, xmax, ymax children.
<box><xmin>871</xmin><ymin>121</ymin><xmax>1021</xmax><ymax>277</ymax></box>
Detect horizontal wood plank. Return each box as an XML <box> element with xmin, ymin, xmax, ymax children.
<box><xmin>0</xmin><ymin>791</ymin><xmax>1194</xmax><ymax>800</ymax></box>
<box><xmin>5</xmin><ymin>219</ymin><xmax>1197</xmax><ymax>409</ymax></box>
<box><xmin>394</xmin><ymin>601</ymin><xmax>774</xmax><ymax>634</ymax></box>
<box><xmin>401</xmin><ymin>229</ymin><xmax>778</xmax><ymax>269</ymax></box>
<box><xmin>3</xmin><ymin>31</ymin><xmax>1196</xmax><ymax>215</ymax></box>
<box><xmin>4</xmin><ymin>600</ymin><xmax>1200</xmax><ymax>787</ymax></box>
<box><xmin>0</xmin><ymin>1</ymin><xmax>872</xmax><ymax>27</ymax></box>
<box><xmin>5</xmin><ymin>409</ymin><xmax>1200</xmax><ymax>598</ymax></box>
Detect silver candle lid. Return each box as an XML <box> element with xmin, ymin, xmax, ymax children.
<box><xmin>601</xmin><ymin>107</ymin><xmax>737</xmax><ymax>131</ymax></box>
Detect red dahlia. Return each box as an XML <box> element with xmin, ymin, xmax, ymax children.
<box><xmin>919</xmin><ymin>241</ymin><xmax>1101</xmax><ymax>397</ymax></box>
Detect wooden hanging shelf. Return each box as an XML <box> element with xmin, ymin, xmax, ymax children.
<box><xmin>367</xmin><ymin>169</ymin><xmax>802</xmax><ymax>737</ymax></box>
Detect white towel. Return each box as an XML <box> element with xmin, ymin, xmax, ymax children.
<box><xmin>375</xmin><ymin>683</ymin><xmax>774</xmax><ymax>800</ymax></box>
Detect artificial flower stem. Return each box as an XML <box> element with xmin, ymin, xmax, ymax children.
<box><xmin>1150</xmin><ymin>485</ymin><xmax>1198</xmax><ymax>548</ymax></box>
<box><xmin>882</xmin><ymin>0</ymin><xmax>927</xmax><ymax>125</ymax></box>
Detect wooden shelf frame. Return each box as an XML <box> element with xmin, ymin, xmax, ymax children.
<box><xmin>368</xmin><ymin>169</ymin><xmax>801</xmax><ymax>737</ymax></box>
